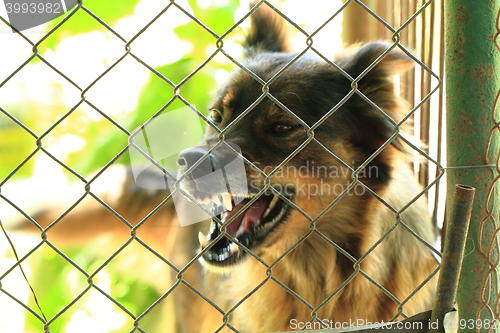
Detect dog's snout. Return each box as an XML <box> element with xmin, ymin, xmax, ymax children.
<box><xmin>177</xmin><ymin>148</ymin><xmax>214</xmax><ymax>179</ymax></box>
<box><xmin>177</xmin><ymin>143</ymin><xmax>242</xmax><ymax>181</ymax></box>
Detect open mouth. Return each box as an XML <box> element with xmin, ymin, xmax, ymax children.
<box><xmin>198</xmin><ymin>191</ymin><xmax>293</xmax><ymax>266</ymax></box>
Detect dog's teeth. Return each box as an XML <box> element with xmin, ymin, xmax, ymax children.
<box><xmin>263</xmin><ymin>195</ymin><xmax>279</xmax><ymax>219</ymax></box>
<box><xmin>255</xmin><ymin>219</ymin><xmax>261</xmax><ymax>227</ymax></box>
<box><xmin>210</xmin><ymin>220</ymin><xmax>217</xmax><ymax>234</ymax></box>
<box><xmin>219</xmin><ymin>252</ymin><xmax>229</xmax><ymax>261</ymax></box>
<box><xmin>221</xmin><ymin>192</ymin><xmax>233</xmax><ymax>211</ymax></box>
<box><xmin>220</xmin><ymin>193</ymin><xmax>227</xmax><ymax>210</ymax></box>
<box><xmin>269</xmin><ymin>195</ymin><xmax>280</xmax><ymax>210</ymax></box>
<box><xmin>235</xmin><ymin>221</ymin><xmax>246</xmax><ymax>238</ymax></box>
<box><xmin>198</xmin><ymin>231</ymin><xmax>209</xmax><ymax>248</ymax></box>
<box><xmin>212</xmin><ymin>195</ymin><xmax>221</xmax><ymax>206</ymax></box>
<box><xmin>227</xmin><ymin>193</ymin><xmax>234</xmax><ymax>211</ymax></box>
<box><xmin>229</xmin><ymin>243</ymin><xmax>239</xmax><ymax>255</ymax></box>
<box><xmin>271</xmin><ymin>201</ymin><xmax>288</xmax><ymax>224</ymax></box>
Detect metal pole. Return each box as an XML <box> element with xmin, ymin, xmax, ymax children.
<box><xmin>430</xmin><ymin>185</ymin><xmax>475</xmax><ymax>333</ymax></box>
<box><xmin>445</xmin><ymin>0</ymin><xmax>500</xmax><ymax>332</ymax></box>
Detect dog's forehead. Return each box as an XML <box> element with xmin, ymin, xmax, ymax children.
<box><xmin>216</xmin><ymin>54</ymin><xmax>324</xmax><ymax>115</ymax></box>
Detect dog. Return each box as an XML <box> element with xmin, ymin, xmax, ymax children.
<box><xmin>15</xmin><ymin>4</ymin><xmax>438</xmax><ymax>332</ymax></box>
<box><xmin>171</xmin><ymin>3</ymin><xmax>439</xmax><ymax>333</ymax></box>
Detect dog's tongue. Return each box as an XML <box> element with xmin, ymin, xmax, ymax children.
<box><xmin>222</xmin><ymin>197</ymin><xmax>270</xmax><ymax>237</ymax></box>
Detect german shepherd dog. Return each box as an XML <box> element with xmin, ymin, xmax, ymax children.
<box><xmin>19</xmin><ymin>4</ymin><xmax>438</xmax><ymax>333</ymax></box>
<box><xmin>172</xmin><ymin>3</ymin><xmax>439</xmax><ymax>333</ymax></box>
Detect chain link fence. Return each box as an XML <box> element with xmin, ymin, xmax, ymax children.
<box><xmin>476</xmin><ymin>5</ymin><xmax>500</xmax><ymax>331</ymax></box>
<box><xmin>0</xmin><ymin>0</ymin><xmax>497</xmax><ymax>332</ymax></box>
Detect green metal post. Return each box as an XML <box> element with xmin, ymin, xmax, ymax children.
<box><xmin>430</xmin><ymin>185</ymin><xmax>475</xmax><ymax>333</ymax></box>
<box><xmin>445</xmin><ymin>0</ymin><xmax>500</xmax><ymax>332</ymax></box>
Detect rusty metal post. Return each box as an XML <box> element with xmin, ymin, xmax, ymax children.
<box><xmin>445</xmin><ymin>0</ymin><xmax>500</xmax><ymax>332</ymax></box>
<box><xmin>430</xmin><ymin>185</ymin><xmax>475</xmax><ymax>333</ymax></box>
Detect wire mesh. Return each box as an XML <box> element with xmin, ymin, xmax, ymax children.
<box><xmin>0</xmin><ymin>0</ymin><xmax>451</xmax><ymax>332</ymax></box>
<box><xmin>477</xmin><ymin>5</ymin><xmax>500</xmax><ymax>333</ymax></box>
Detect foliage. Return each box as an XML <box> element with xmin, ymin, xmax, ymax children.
<box><xmin>0</xmin><ymin>0</ymin><xmax>243</xmax><ymax>331</ymax></box>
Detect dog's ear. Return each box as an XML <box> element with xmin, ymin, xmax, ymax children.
<box><xmin>243</xmin><ymin>2</ymin><xmax>291</xmax><ymax>57</ymax></box>
<box><xmin>336</xmin><ymin>42</ymin><xmax>415</xmax><ymax>159</ymax></box>
<box><xmin>338</xmin><ymin>42</ymin><xmax>415</xmax><ymax>116</ymax></box>
<box><xmin>340</xmin><ymin>42</ymin><xmax>414</xmax><ymax>79</ymax></box>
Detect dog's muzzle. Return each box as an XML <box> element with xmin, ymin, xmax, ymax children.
<box><xmin>176</xmin><ymin>142</ymin><xmax>293</xmax><ymax>267</ymax></box>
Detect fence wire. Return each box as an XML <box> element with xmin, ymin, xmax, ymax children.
<box><xmin>0</xmin><ymin>0</ymin><xmax>450</xmax><ymax>332</ymax></box>
<box><xmin>477</xmin><ymin>5</ymin><xmax>500</xmax><ymax>332</ymax></box>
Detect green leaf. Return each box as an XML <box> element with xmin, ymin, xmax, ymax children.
<box><xmin>40</xmin><ymin>0</ymin><xmax>140</xmax><ymax>51</ymax></box>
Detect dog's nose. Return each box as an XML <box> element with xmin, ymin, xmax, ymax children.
<box><xmin>177</xmin><ymin>147</ymin><xmax>214</xmax><ymax>179</ymax></box>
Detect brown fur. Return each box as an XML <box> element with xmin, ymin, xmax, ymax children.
<box><xmin>19</xmin><ymin>4</ymin><xmax>439</xmax><ymax>332</ymax></box>
<box><xmin>174</xmin><ymin>3</ymin><xmax>438</xmax><ymax>332</ymax></box>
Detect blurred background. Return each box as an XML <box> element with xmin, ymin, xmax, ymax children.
<box><xmin>0</xmin><ymin>0</ymin><xmax>442</xmax><ymax>332</ymax></box>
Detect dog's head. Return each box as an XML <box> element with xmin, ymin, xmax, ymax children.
<box><xmin>177</xmin><ymin>3</ymin><xmax>414</xmax><ymax>269</ymax></box>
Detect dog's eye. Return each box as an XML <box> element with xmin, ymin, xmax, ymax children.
<box><xmin>209</xmin><ymin>109</ymin><xmax>222</xmax><ymax>123</ymax></box>
<box><xmin>273</xmin><ymin>124</ymin><xmax>293</xmax><ymax>133</ymax></box>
